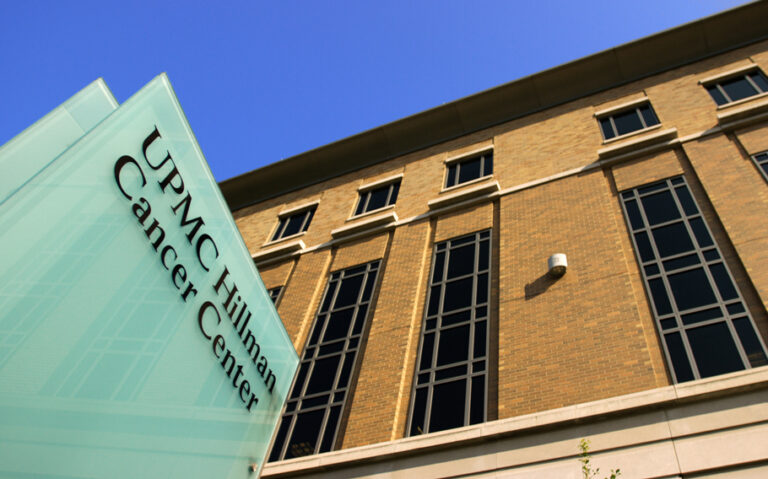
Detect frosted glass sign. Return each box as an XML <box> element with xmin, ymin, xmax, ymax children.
<box><xmin>0</xmin><ymin>74</ymin><xmax>298</xmax><ymax>478</ymax></box>
<box><xmin>0</xmin><ymin>78</ymin><xmax>118</xmax><ymax>204</ymax></box>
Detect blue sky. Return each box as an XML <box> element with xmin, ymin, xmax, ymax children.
<box><xmin>0</xmin><ymin>1</ymin><xmax>749</xmax><ymax>181</ymax></box>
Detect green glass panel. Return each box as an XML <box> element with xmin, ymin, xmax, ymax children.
<box><xmin>0</xmin><ymin>74</ymin><xmax>298</xmax><ymax>479</ymax></box>
<box><xmin>0</xmin><ymin>78</ymin><xmax>118</xmax><ymax>204</ymax></box>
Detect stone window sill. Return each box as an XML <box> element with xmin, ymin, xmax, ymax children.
<box><xmin>252</xmin><ymin>239</ymin><xmax>305</xmax><ymax>265</ymax></box>
<box><xmin>597</xmin><ymin>127</ymin><xmax>678</xmax><ymax>161</ymax></box>
<box><xmin>429</xmin><ymin>180</ymin><xmax>500</xmax><ymax>210</ymax></box>
<box><xmin>331</xmin><ymin>211</ymin><xmax>398</xmax><ymax>239</ymax></box>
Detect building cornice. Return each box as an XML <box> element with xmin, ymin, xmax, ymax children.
<box><xmin>221</xmin><ymin>1</ymin><xmax>768</xmax><ymax>211</ymax></box>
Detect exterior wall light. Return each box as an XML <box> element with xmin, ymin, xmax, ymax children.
<box><xmin>548</xmin><ymin>253</ymin><xmax>567</xmax><ymax>277</ymax></box>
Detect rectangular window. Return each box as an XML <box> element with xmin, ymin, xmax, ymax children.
<box><xmin>620</xmin><ymin>177</ymin><xmax>768</xmax><ymax>382</ymax></box>
<box><xmin>271</xmin><ymin>206</ymin><xmax>316</xmax><ymax>242</ymax></box>
<box><xmin>598</xmin><ymin>103</ymin><xmax>660</xmax><ymax>140</ymax></box>
<box><xmin>268</xmin><ymin>286</ymin><xmax>284</xmax><ymax>306</ymax></box>
<box><xmin>751</xmin><ymin>151</ymin><xmax>768</xmax><ymax>183</ymax></box>
<box><xmin>354</xmin><ymin>180</ymin><xmax>400</xmax><ymax>216</ymax></box>
<box><xmin>408</xmin><ymin>230</ymin><xmax>491</xmax><ymax>436</ymax></box>
<box><xmin>269</xmin><ymin>261</ymin><xmax>380</xmax><ymax>461</ymax></box>
<box><xmin>705</xmin><ymin>69</ymin><xmax>768</xmax><ymax>106</ymax></box>
<box><xmin>445</xmin><ymin>152</ymin><xmax>493</xmax><ymax>188</ymax></box>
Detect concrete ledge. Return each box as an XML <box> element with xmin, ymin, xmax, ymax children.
<box><xmin>428</xmin><ymin>180</ymin><xmax>500</xmax><ymax>210</ymax></box>
<box><xmin>597</xmin><ymin>127</ymin><xmax>678</xmax><ymax>161</ymax></box>
<box><xmin>263</xmin><ymin>366</ymin><xmax>768</xmax><ymax>478</ymax></box>
<box><xmin>252</xmin><ymin>239</ymin><xmax>305</xmax><ymax>265</ymax></box>
<box><xmin>716</xmin><ymin>94</ymin><xmax>768</xmax><ymax>124</ymax></box>
<box><xmin>331</xmin><ymin>211</ymin><xmax>398</xmax><ymax>239</ymax></box>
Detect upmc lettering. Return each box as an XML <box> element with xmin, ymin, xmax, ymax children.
<box><xmin>113</xmin><ymin>126</ymin><xmax>279</xmax><ymax>412</ymax></box>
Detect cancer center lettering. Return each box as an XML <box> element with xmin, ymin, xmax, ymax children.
<box><xmin>0</xmin><ymin>75</ymin><xmax>297</xmax><ymax>479</ymax></box>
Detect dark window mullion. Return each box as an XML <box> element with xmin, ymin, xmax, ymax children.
<box><xmin>744</xmin><ymin>74</ymin><xmax>762</xmax><ymax>95</ymax></box>
<box><xmin>608</xmin><ymin>116</ymin><xmax>618</xmax><ymax>138</ymax></box>
<box><xmin>716</xmin><ymin>83</ymin><xmax>731</xmax><ymax>103</ymax></box>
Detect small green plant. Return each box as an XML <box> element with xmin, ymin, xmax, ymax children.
<box><xmin>578</xmin><ymin>439</ymin><xmax>621</xmax><ymax>479</ymax></box>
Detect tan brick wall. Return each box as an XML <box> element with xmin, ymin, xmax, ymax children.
<box><xmin>257</xmin><ymin>260</ymin><xmax>295</xmax><ymax>290</ymax></box>
<box><xmin>434</xmin><ymin>202</ymin><xmax>493</xmax><ymax>242</ymax></box>
<box><xmin>276</xmin><ymin>249</ymin><xmax>333</xmax><ymax>351</ymax></box>
<box><xmin>497</xmin><ymin>169</ymin><xmax>667</xmax><ymax>419</ymax></box>
<box><xmin>735</xmin><ymin>123</ymin><xmax>768</xmax><ymax>155</ymax></box>
<box><xmin>612</xmin><ymin>149</ymin><xmax>685</xmax><ymax>192</ymax></box>
<box><xmin>228</xmin><ymin>39</ymin><xmax>768</xmax><ymax>455</ymax></box>
<box><xmin>330</xmin><ymin>233</ymin><xmax>390</xmax><ymax>272</ymax></box>
<box><xmin>681</xmin><ymin>135</ymin><xmax>768</xmax><ymax>339</ymax></box>
<box><xmin>341</xmin><ymin>219</ymin><xmax>433</xmax><ymax>448</ymax></box>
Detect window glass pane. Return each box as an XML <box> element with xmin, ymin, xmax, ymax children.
<box><xmin>447</xmin><ymin>244</ymin><xmax>475</xmax><ymax>279</ymax></box>
<box><xmin>721</xmin><ymin>76</ymin><xmax>758</xmax><ymax>102</ymax></box>
<box><xmin>446</xmin><ymin>164</ymin><xmax>457</xmax><ymax>188</ymax></box>
<box><xmin>645</xmin><ymin>264</ymin><xmax>660</xmax><ymax>276</ymax></box>
<box><xmin>334</xmin><ymin>275</ymin><xmax>364</xmax><ymax>307</ymax></box>
<box><xmin>290</xmin><ymin>362</ymin><xmax>310</xmax><ymax>399</ymax></box>
<box><xmin>727</xmin><ymin>302</ymin><xmax>745</xmax><ymax>315</ymax></box>
<box><xmin>668</xmin><ymin>268</ymin><xmax>717</xmax><ymax>311</ymax></box>
<box><xmin>649</xmin><ymin>278</ymin><xmax>673</xmax><ymax>316</ymax></box>
<box><xmin>304</xmin><ymin>208</ymin><xmax>315</xmax><ymax>231</ymax></box>
<box><xmin>662</xmin><ymin>253</ymin><xmax>699</xmax><ymax>272</ymax></box>
<box><xmin>352</xmin><ymin>304</ymin><xmax>368</xmax><ymax>335</ymax></box>
<box><xmin>681</xmin><ymin>307</ymin><xmax>722</xmax><ymax>326</ymax></box>
<box><xmin>750</xmin><ymin>71</ymin><xmax>768</xmax><ymax>91</ymax></box>
<box><xmin>470</xmin><ymin>376</ymin><xmax>485</xmax><ymax>425</ymax></box>
<box><xmin>283</xmin><ymin>213</ymin><xmax>306</xmax><ymax>238</ymax></box>
<box><xmin>432</xmin><ymin>252</ymin><xmax>445</xmax><ymax>283</ymax></box>
<box><xmin>323</xmin><ymin>309</ymin><xmax>354</xmax><ymax>342</ymax></box>
<box><xmin>366</xmin><ymin>186</ymin><xmax>389</xmax><ymax>212</ymax></box>
<box><xmin>409</xmin><ymin>388</ymin><xmax>428</xmax><ymax>436</ymax></box>
<box><xmin>272</xmin><ymin>217</ymin><xmax>287</xmax><ymax>241</ymax></box>
<box><xmin>709</xmin><ymin>263</ymin><xmax>738</xmax><ymax>300</ymax></box>
<box><xmin>390</xmin><ymin>182</ymin><xmax>400</xmax><ymax>204</ymax></box>
<box><xmin>269</xmin><ymin>417</ymin><xmax>292</xmax><ymax>462</ymax></box>
<box><xmin>337</xmin><ymin>352</ymin><xmax>355</xmax><ymax>390</ymax></box>
<box><xmin>473</xmin><ymin>320</ymin><xmax>486</xmax><ymax>359</ymax></box>
<box><xmin>302</xmin><ymin>395</ymin><xmax>329</xmax><ymax>409</ymax></box>
<box><xmin>689</xmin><ymin>217</ymin><xmax>713</xmax><ymax>247</ymax></box>
<box><xmin>665</xmin><ymin>332</ymin><xmax>694</xmax><ymax>382</ymax></box>
<box><xmin>443</xmin><ymin>277</ymin><xmax>473</xmax><ymax>312</ymax></box>
<box><xmin>660</xmin><ymin>318</ymin><xmax>677</xmax><ymax>330</ymax></box>
<box><xmin>429</xmin><ymin>379</ymin><xmax>466</xmax><ymax>433</ymax></box>
<box><xmin>428</xmin><ymin>285</ymin><xmax>441</xmax><ymax>316</ymax></box>
<box><xmin>674</xmin><ymin>186</ymin><xmax>698</xmax><ymax>216</ymax></box>
<box><xmin>733</xmin><ymin>318</ymin><xmax>768</xmax><ymax>367</ymax></box>
<box><xmin>478</xmin><ymin>240</ymin><xmax>489</xmax><ymax>271</ymax></box>
<box><xmin>483</xmin><ymin>154</ymin><xmax>493</xmax><ymax>176</ymax></box>
<box><xmin>419</xmin><ymin>333</ymin><xmax>435</xmax><ymax>370</ymax></box>
<box><xmin>634</xmin><ymin>232</ymin><xmax>655</xmax><ymax>262</ymax></box>
<box><xmin>612</xmin><ymin>109</ymin><xmax>644</xmax><ymax>136</ymax></box>
<box><xmin>639</xmin><ymin>105</ymin><xmax>659</xmax><ymax>127</ymax></box>
<box><xmin>435</xmin><ymin>365</ymin><xmax>466</xmax><ymax>380</ymax></box>
<box><xmin>707</xmin><ymin>85</ymin><xmax>728</xmax><ymax>106</ymax></box>
<box><xmin>285</xmin><ymin>409</ymin><xmax>325</xmax><ymax>459</ymax></box>
<box><xmin>600</xmin><ymin>117</ymin><xmax>615</xmax><ymax>139</ymax></box>
<box><xmin>354</xmin><ymin>195</ymin><xmax>366</xmax><ymax>216</ymax></box>
<box><xmin>687</xmin><ymin>323</ymin><xmax>744</xmax><ymax>378</ymax></box>
<box><xmin>652</xmin><ymin>222</ymin><xmax>694</xmax><ymax>258</ymax></box>
<box><xmin>319</xmin><ymin>406</ymin><xmax>341</xmax><ymax>453</ymax></box>
<box><xmin>361</xmin><ymin>273</ymin><xmax>376</xmax><ymax>302</ymax></box>
<box><xmin>638</xmin><ymin>182</ymin><xmax>667</xmax><ymax>194</ymax></box>
<box><xmin>442</xmin><ymin>310</ymin><xmax>471</xmax><ymax>327</ymax></box>
<box><xmin>703</xmin><ymin>249</ymin><xmax>720</xmax><ymax>261</ymax></box>
<box><xmin>476</xmin><ymin>273</ymin><xmax>488</xmax><ymax>304</ymax></box>
<box><xmin>436</xmin><ymin>325</ymin><xmax>470</xmax><ymax>366</ymax></box>
<box><xmin>624</xmin><ymin>199</ymin><xmax>644</xmax><ymax>230</ymax></box>
<box><xmin>457</xmin><ymin>157</ymin><xmax>481</xmax><ymax>184</ymax></box>
<box><xmin>641</xmin><ymin>190</ymin><xmax>680</xmax><ymax>225</ymax></box>
<box><xmin>305</xmin><ymin>355</ymin><xmax>341</xmax><ymax>394</ymax></box>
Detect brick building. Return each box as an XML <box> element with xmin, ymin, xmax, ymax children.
<box><xmin>221</xmin><ymin>3</ymin><xmax>768</xmax><ymax>477</ymax></box>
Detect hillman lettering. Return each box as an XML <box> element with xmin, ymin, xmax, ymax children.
<box><xmin>111</xmin><ymin>125</ymin><xmax>280</xmax><ymax>413</ymax></box>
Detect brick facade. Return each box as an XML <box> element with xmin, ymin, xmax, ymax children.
<box><xmin>226</xmin><ymin>14</ymin><xmax>768</xmax><ymax>477</ymax></box>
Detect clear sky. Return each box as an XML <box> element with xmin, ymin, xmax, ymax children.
<box><xmin>0</xmin><ymin>0</ymin><xmax>750</xmax><ymax>182</ymax></box>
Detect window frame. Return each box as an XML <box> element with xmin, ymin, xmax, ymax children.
<box><xmin>352</xmin><ymin>178</ymin><xmax>401</xmax><ymax>218</ymax></box>
<box><xmin>268</xmin><ymin>285</ymin><xmax>284</xmax><ymax>306</ymax></box>
<box><xmin>269</xmin><ymin>203</ymin><xmax>317</xmax><ymax>243</ymax></box>
<box><xmin>619</xmin><ymin>176</ymin><xmax>768</xmax><ymax>382</ymax></box>
<box><xmin>268</xmin><ymin>260</ymin><xmax>381</xmax><ymax>461</ymax></box>
<box><xmin>443</xmin><ymin>150</ymin><xmax>494</xmax><ymax>190</ymax></box>
<box><xmin>406</xmin><ymin>230</ymin><xmax>492</xmax><ymax>436</ymax></box>
<box><xmin>751</xmin><ymin>151</ymin><xmax>768</xmax><ymax>184</ymax></box>
<box><xmin>701</xmin><ymin>67</ymin><xmax>768</xmax><ymax>107</ymax></box>
<box><xmin>596</xmin><ymin>100</ymin><xmax>660</xmax><ymax>142</ymax></box>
